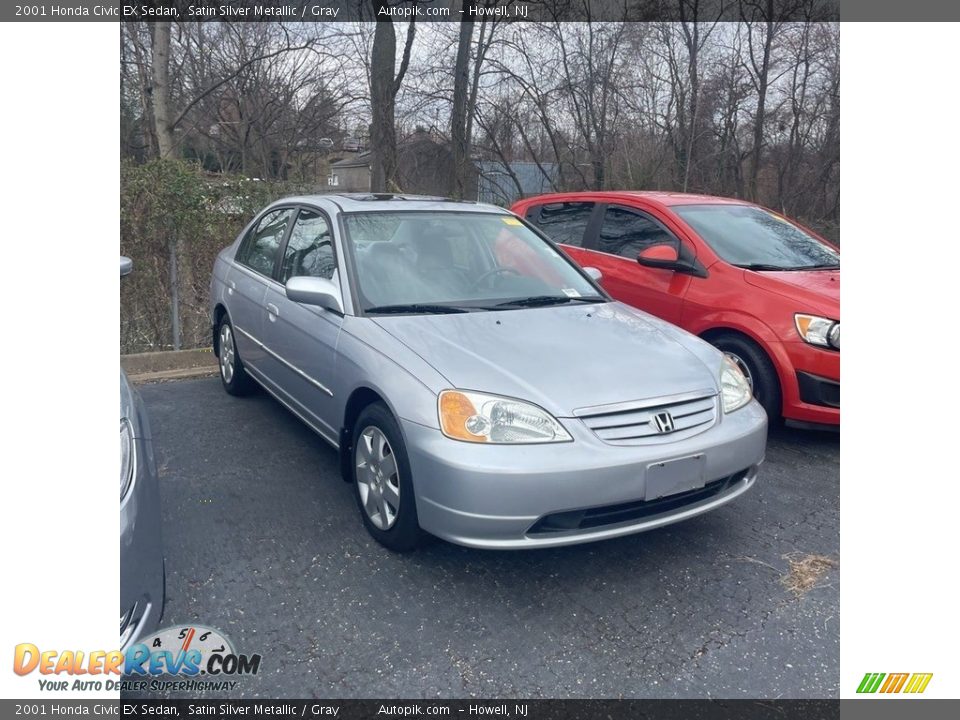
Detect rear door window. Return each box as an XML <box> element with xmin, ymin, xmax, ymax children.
<box><xmin>529</xmin><ymin>202</ymin><xmax>594</xmax><ymax>248</ymax></box>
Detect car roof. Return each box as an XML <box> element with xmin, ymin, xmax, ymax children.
<box><xmin>524</xmin><ymin>190</ymin><xmax>753</xmax><ymax>208</ymax></box>
<box><xmin>625</xmin><ymin>191</ymin><xmax>750</xmax><ymax>207</ymax></box>
<box><xmin>276</xmin><ymin>193</ymin><xmax>511</xmax><ymax>215</ymax></box>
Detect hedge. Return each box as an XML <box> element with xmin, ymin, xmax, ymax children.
<box><xmin>120</xmin><ymin>160</ymin><xmax>315</xmax><ymax>354</ymax></box>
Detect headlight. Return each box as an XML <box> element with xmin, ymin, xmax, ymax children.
<box><xmin>795</xmin><ymin>314</ymin><xmax>839</xmax><ymax>350</ymax></box>
<box><xmin>120</xmin><ymin>418</ymin><xmax>135</xmax><ymax>500</ymax></box>
<box><xmin>438</xmin><ymin>390</ymin><xmax>572</xmax><ymax>444</ymax></box>
<box><xmin>828</xmin><ymin>323</ymin><xmax>840</xmax><ymax>349</ymax></box>
<box><xmin>721</xmin><ymin>356</ymin><xmax>752</xmax><ymax>413</ymax></box>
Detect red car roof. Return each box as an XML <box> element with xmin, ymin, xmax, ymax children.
<box><xmin>522</xmin><ymin>191</ymin><xmax>752</xmax><ymax>208</ymax></box>
<box><xmin>620</xmin><ymin>191</ymin><xmax>750</xmax><ymax>206</ymax></box>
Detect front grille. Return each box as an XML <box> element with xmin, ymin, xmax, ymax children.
<box><xmin>527</xmin><ymin>469</ymin><xmax>749</xmax><ymax>536</ymax></box>
<box><xmin>576</xmin><ymin>391</ymin><xmax>718</xmax><ymax>445</ymax></box>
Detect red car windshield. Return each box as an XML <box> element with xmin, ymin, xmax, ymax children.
<box><xmin>674</xmin><ymin>204</ymin><xmax>839</xmax><ymax>271</ymax></box>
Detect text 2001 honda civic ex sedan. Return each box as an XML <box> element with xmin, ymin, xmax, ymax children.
<box><xmin>210</xmin><ymin>194</ymin><xmax>767</xmax><ymax>551</ymax></box>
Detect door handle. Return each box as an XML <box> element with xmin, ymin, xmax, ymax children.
<box><xmin>266</xmin><ymin>303</ymin><xmax>279</xmax><ymax>321</ymax></box>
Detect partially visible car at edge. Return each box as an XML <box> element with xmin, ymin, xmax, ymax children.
<box><xmin>512</xmin><ymin>192</ymin><xmax>839</xmax><ymax>429</ymax></box>
<box><xmin>120</xmin><ymin>257</ymin><xmax>165</xmax><ymax>649</ymax></box>
<box><xmin>209</xmin><ymin>194</ymin><xmax>767</xmax><ymax>551</ymax></box>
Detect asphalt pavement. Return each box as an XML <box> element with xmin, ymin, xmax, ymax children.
<box><xmin>135</xmin><ymin>377</ymin><xmax>839</xmax><ymax>699</ymax></box>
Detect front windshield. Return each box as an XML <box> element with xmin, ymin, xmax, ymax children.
<box><xmin>674</xmin><ymin>204</ymin><xmax>839</xmax><ymax>270</ymax></box>
<box><xmin>342</xmin><ymin>211</ymin><xmax>604</xmax><ymax>313</ymax></box>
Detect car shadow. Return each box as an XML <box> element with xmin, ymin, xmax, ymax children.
<box><xmin>186</xmin><ymin>380</ymin><xmax>833</xmax><ymax>609</ymax></box>
<box><xmin>247</xmin><ymin>382</ymin><xmax>833</xmax><ymax>595</ymax></box>
<box><xmin>770</xmin><ymin>422</ymin><xmax>839</xmax><ymax>446</ymax></box>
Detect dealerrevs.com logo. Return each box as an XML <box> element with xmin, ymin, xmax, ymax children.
<box><xmin>856</xmin><ymin>672</ymin><xmax>933</xmax><ymax>694</ymax></box>
<box><xmin>13</xmin><ymin>625</ymin><xmax>261</xmax><ymax>693</ymax></box>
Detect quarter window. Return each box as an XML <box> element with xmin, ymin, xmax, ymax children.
<box><xmin>281</xmin><ymin>210</ymin><xmax>335</xmax><ymax>283</ymax></box>
<box><xmin>236</xmin><ymin>208</ymin><xmax>294</xmax><ymax>277</ymax></box>
<box><xmin>531</xmin><ymin>202</ymin><xmax>594</xmax><ymax>248</ymax></box>
<box><xmin>597</xmin><ymin>206</ymin><xmax>677</xmax><ymax>259</ymax></box>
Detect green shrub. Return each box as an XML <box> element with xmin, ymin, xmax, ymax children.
<box><xmin>120</xmin><ymin>160</ymin><xmax>314</xmax><ymax>353</ymax></box>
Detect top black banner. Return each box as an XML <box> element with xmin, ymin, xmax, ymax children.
<box><xmin>4</xmin><ymin>0</ymin><xmax>851</xmax><ymax>23</ymax></box>
<box><xmin>4</xmin><ymin>0</ymin><xmax>956</xmax><ymax>22</ymax></box>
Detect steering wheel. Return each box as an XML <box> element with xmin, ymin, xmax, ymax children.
<box><xmin>472</xmin><ymin>267</ymin><xmax>522</xmax><ymax>290</ymax></box>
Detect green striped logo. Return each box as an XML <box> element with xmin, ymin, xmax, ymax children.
<box><xmin>857</xmin><ymin>672</ymin><xmax>932</xmax><ymax>694</ymax></box>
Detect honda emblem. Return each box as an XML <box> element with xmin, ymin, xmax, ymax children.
<box><xmin>653</xmin><ymin>412</ymin><xmax>675</xmax><ymax>433</ymax></box>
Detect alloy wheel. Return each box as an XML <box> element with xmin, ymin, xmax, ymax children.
<box><xmin>355</xmin><ymin>426</ymin><xmax>400</xmax><ymax>530</ymax></box>
<box><xmin>219</xmin><ymin>324</ymin><xmax>235</xmax><ymax>384</ymax></box>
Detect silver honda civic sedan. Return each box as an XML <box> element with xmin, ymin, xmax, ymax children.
<box><xmin>210</xmin><ymin>194</ymin><xmax>767</xmax><ymax>550</ymax></box>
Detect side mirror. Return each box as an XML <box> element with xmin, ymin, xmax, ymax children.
<box><xmin>120</xmin><ymin>256</ymin><xmax>133</xmax><ymax>277</ymax></box>
<box><xmin>636</xmin><ymin>244</ymin><xmax>707</xmax><ymax>278</ymax></box>
<box><xmin>285</xmin><ymin>276</ymin><xmax>343</xmax><ymax>313</ymax></box>
<box><xmin>637</xmin><ymin>244</ymin><xmax>680</xmax><ymax>264</ymax></box>
<box><xmin>584</xmin><ymin>266</ymin><xmax>603</xmax><ymax>283</ymax></box>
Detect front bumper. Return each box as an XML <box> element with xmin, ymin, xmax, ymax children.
<box><xmin>403</xmin><ymin>399</ymin><xmax>767</xmax><ymax>549</ymax></box>
<box><xmin>780</xmin><ymin>340</ymin><xmax>840</xmax><ymax>426</ymax></box>
<box><xmin>120</xmin><ymin>434</ymin><xmax>165</xmax><ymax>650</ymax></box>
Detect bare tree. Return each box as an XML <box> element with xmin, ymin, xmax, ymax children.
<box><xmin>121</xmin><ymin>22</ymin><xmax>158</xmax><ymax>158</ymax></box>
<box><xmin>552</xmin><ymin>21</ymin><xmax>629</xmax><ymax>190</ymax></box>
<box><xmin>676</xmin><ymin>1</ymin><xmax>723</xmax><ymax>190</ymax></box>
<box><xmin>122</xmin><ymin>18</ymin><xmax>840</xmax><ymax>234</ymax></box>
<box><xmin>448</xmin><ymin>2</ymin><xmax>501</xmax><ymax>198</ymax></box>
<box><xmin>450</xmin><ymin>4</ymin><xmax>474</xmax><ymax>199</ymax></box>
<box><xmin>129</xmin><ymin>22</ymin><xmax>321</xmax><ymax>164</ymax></box>
<box><xmin>708</xmin><ymin>27</ymin><xmax>751</xmax><ymax>197</ymax></box>
<box><xmin>740</xmin><ymin>0</ymin><xmax>810</xmax><ymax>200</ymax></box>
<box><xmin>370</xmin><ymin>6</ymin><xmax>416</xmax><ymax>192</ymax></box>
<box><xmin>151</xmin><ymin>22</ymin><xmax>175</xmax><ymax>158</ymax></box>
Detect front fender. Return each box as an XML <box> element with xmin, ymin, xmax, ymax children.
<box><xmin>335</xmin><ymin>320</ymin><xmax>447</xmax><ymax>431</ymax></box>
<box><xmin>333</xmin><ymin>326</ymin><xmax>446</xmax><ymax>484</ymax></box>
<box><xmin>685</xmin><ymin>310</ymin><xmax>795</xmax><ymax>394</ymax></box>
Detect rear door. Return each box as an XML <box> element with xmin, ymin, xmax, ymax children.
<box><xmin>583</xmin><ymin>204</ymin><xmax>691</xmax><ymax>325</ymax></box>
<box><xmin>226</xmin><ymin>207</ymin><xmax>296</xmax><ymax>372</ymax></box>
<box><xmin>261</xmin><ymin>207</ymin><xmax>343</xmax><ymax>443</ymax></box>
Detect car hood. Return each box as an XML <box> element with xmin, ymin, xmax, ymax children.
<box><xmin>743</xmin><ymin>269</ymin><xmax>840</xmax><ymax>316</ymax></box>
<box><xmin>371</xmin><ymin>302</ymin><xmax>721</xmax><ymax>417</ymax></box>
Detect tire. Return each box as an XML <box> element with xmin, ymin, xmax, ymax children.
<box><xmin>351</xmin><ymin>402</ymin><xmax>423</xmax><ymax>552</ymax></box>
<box><xmin>711</xmin><ymin>333</ymin><xmax>781</xmax><ymax>422</ymax></box>
<box><xmin>217</xmin><ymin>315</ymin><xmax>255</xmax><ymax>396</ymax></box>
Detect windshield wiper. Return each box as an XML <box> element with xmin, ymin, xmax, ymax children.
<box><xmin>735</xmin><ymin>262</ymin><xmax>840</xmax><ymax>272</ymax></box>
<box><xmin>734</xmin><ymin>263</ymin><xmax>795</xmax><ymax>271</ymax></box>
<box><xmin>494</xmin><ymin>295</ymin><xmax>606</xmax><ymax>309</ymax></box>
<box><xmin>365</xmin><ymin>304</ymin><xmax>470</xmax><ymax>315</ymax></box>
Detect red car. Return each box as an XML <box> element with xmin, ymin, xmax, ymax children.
<box><xmin>511</xmin><ymin>192</ymin><xmax>839</xmax><ymax>428</ymax></box>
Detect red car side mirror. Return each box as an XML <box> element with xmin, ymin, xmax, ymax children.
<box><xmin>638</xmin><ymin>244</ymin><xmax>680</xmax><ymax>264</ymax></box>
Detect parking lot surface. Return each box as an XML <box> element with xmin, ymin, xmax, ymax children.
<box><xmin>136</xmin><ymin>377</ymin><xmax>839</xmax><ymax>698</ymax></box>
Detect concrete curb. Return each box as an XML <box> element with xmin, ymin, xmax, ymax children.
<box><xmin>121</xmin><ymin>348</ymin><xmax>218</xmax><ymax>384</ymax></box>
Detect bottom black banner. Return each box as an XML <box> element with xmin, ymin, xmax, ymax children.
<box><xmin>3</xmin><ymin>699</ymin><xmax>845</xmax><ymax>720</ymax></box>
